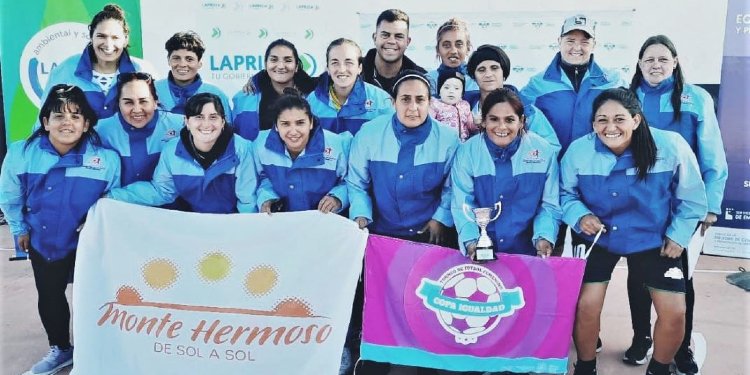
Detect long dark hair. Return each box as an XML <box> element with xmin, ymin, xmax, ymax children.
<box><xmin>592</xmin><ymin>88</ymin><xmax>656</xmax><ymax>181</ymax></box>
<box><xmin>263</xmin><ymin>39</ymin><xmax>316</xmax><ymax>94</ymax></box>
<box><xmin>630</xmin><ymin>35</ymin><xmax>684</xmax><ymax>122</ymax></box>
<box><xmin>28</xmin><ymin>84</ymin><xmax>100</xmax><ymax>149</ymax></box>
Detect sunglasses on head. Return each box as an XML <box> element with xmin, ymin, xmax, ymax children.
<box><xmin>52</xmin><ymin>84</ymin><xmax>76</xmax><ymax>95</ymax></box>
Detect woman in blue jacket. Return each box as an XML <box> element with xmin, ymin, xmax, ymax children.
<box><xmin>255</xmin><ymin>89</ymin><xmax>349</xmax><ymax>214</ymax></box>
<box><xmin>623</xmin><ymin>35</ymin><xmax>729</xmax><ymax>374</ymax></box>
<box><xmin>348</xmin><ymin>70</ymin><xmax>459</xmax><ymax>245</ymax></box>
<box><xmin>451</xmin><ymin>88</ymin><xmax>560</xmax><ymax>259</ymax></box>
<box><xmin>307</xmin><ymin>38</ymin><xmax>393</xmax><ymax>138</ymax></box>
<box><xmin>0</xmin><ymin>85</ymin><xmax>121</xmax><ymax>375</ymax></box>
<box><xmin>155</xmin><ymin>31</ymin><xmax>232</xmax><ymax>119</ymax></box>
<box><xmin>347</xmin><ymin>69</ymin><xmax>460</xmax><ymax>375</ymax></box>
<box><xmin>425</xmin><ymin>18</ymin><xmax>479</xmax><ymax>99</ymax></box>
<box><xmin>561</xmin><ymin>88</ymin><xmax>707</xmax><ymax>375</ymax></box>
<box><xmin>232</xmin><ymin>39</ymin><xmax>317</xmax><ymax>141</ymax></box>
<box><xmin>109</xmin><ymin>93</ymin><xmax>258</xmax><ymax>213</ymax></box>
<box><xmin>97</xmin><ymin>72</ymin><xmax>184</xmax><ymax>186</ymax></box>
<box><xmin>42</xmin><ymin>4</ymin><xmax>154</xmax><ymax>120</ymax></box>
<box><xmin>466</xmin><ymin>45</ymin><xmax>560</xmax><ymax>150</ymax></box>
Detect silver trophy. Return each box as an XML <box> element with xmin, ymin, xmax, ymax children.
<box><xmin>463</xmin><ymin>202</ymin><xmax>502</xmax><ymax>262</ymax></box>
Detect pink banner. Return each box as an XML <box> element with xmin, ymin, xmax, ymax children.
<box><xmin>361</xmin><ymin>235</ymin><xmax>585</xmax><ymax>373</ymax></box>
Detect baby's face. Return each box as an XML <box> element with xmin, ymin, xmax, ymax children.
<box><xmin>439</xmin><ymin>77</ymin><xmax>463</xmax><ymax>105</ymax></box>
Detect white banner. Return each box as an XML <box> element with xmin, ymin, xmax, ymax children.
<box><xmin>72</xmin><ymin>199</ymin><xmax>366</xmax><ymax>374</ymax></box>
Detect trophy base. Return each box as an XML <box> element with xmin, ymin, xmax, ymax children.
<box><xmin>472</xmin><ymin>246</ymin><xmax>497</xmax><ymax>262</ymax></box>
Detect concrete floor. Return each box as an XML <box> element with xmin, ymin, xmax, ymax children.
<box><xmin>1</xmin><ymin>224</ymin><xmax>748</xmax><ymax>375</ymax></box>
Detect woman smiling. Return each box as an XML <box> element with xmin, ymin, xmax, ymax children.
<box><xmin>109</xmin><ymin>93</ymin><xmax>258</xmax><ymax>213</ymax></box>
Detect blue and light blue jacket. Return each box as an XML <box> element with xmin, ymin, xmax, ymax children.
<box><xmin>347</xmin><ymin>114</ymin><xmax>459</xmax><ymax>236</ymax></box>
<box><xmin>521</xmin><ymin>53</ymin><xmax>626</xmax><ymax>156</ymax></box>
<box><xmin>97</xmin><ymin>111</ymin><xmax>184</xmax><ymax>186</ymax></box>
<box><xmin>451</xmin><ymin>132</ymin><xmax>560</xmax><ymax>256</ymax></box>
<box><xmin>307</xmin><ymin>73</ymin><xmax>393</xmax><ymax>137</ymax></box>
<box><xmin>109</xmin><ymin>134</ymin><xmax>258</xmax><ymax>213</ymax></box>
<box><xmin>426</xmin><ymin>63</ymin><xmax>479</xmax><ymax>100</ymax></box>
<box><xmin>43</xmin><ymin>46</ymin><xmax>149</xmax><ymax>120</ymax></box>
<box><xmin>0</xmin><ymin>136</ymin><xmax>121</xmax><ymax>261</ymax></box>
<box><xmin>232</xmin><ymin>75</ymin><xmax>262</xmax><ymax>141</ymax></box>
<box><xmin>560</xmin><ymin>128</ymin><xmax>707</xmax><ymax>254</ymax></box>
<box><xmin>255</xmin><ymin>123</ymin><xmax>349</xmax><ymax>212</ymax></box>
<box><xmin>468</xmin><ymin>85</ymin><xmax>561</xmax><ymax>151</ymax></box>
<box><xmin>636</xmin><ymin>78</ymin><xmax>728</xmax><ymax>214</ymax></box>
<box><xmin>155</xmin><ymin>73</ymin><xmax>233</xmax><ymax>119</ymax></box>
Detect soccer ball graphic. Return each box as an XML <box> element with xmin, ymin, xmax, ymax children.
<box><xmin>437</xmin><ymin>270</ymin><xmax>502</xmax><ymax>344</ymax></box>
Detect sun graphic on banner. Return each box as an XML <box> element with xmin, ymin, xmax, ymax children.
<box><xmin>198</xmin><ymin>251</ymin><xmax>232</xmax><ymax>282</ymax></box>
<box><xmin>142</xmin><ymin>259</ymin><xmax>179</xmax><ymax>290</ymax></box>
<box><xmin>244</xmin><ymin>265</ymin><xmax>278</xmax><ymax>297</ymax></box>
<box><xmin>113</xmin><ymin>252</ymin><xmax>319</xmax><ymax>318</ymax></box>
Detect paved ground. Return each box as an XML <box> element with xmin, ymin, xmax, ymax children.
<box><xmin>1</xmin><ymin>224</ymin><xmax>748</xmax><ymax>375</ymax></box>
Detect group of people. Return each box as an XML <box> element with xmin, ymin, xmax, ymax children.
<box><xmin>0</xmin><ymin>4</ymin><xmax>728</xmax><ymax>375</ymax></box>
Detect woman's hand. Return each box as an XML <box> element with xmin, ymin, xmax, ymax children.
<box><xmin>660</xmin><ymin>237</ymin><xmax>684</xmax><ymax>258</ymax></box>
<box><xmin>242</xmin><ymin>77</ymin><xmax>257</xmax><ymax>95</ymax></box>
<box><xmin>700</xmin><ymin>213</ymin><xmax>717</xmax><ymax>236</ymax></box>
<box><xmin>535</xmin><ymin>238</ymin><xmax>553</xmax><ymax>258</ymax></box>
<box><xmin>466</xmin><ymin>241</ymin><xmax>478</xmax><ymax>262</ymax></box>
<box><xmin>260</xmin><ymin>200</ymin><xmax>277</xmax><ymax>215</ymax></box>
<box><xmin>578</xmin><ymin>214</ymin><xmax>607</xmax><ymax>236</ymax></box>
<box><xmin>354</xmin><ymin>217</ymin><xmax>369</xmax><ymax>230</ymax></box>
<box><xmin>17</xmin><ymin>234</ymin><xmax>30</xmax><ymax>253</ymax></box>
<box><xmin>419</xmin><ymin>219</ymin><xmax>445</xmax><ymax>245</ymax></box>
<box><xmin>317</xmin><ymin>195</ymin><xmax>341</xmax><ymax>214</ymax></box>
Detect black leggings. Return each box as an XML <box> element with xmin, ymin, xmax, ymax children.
<box><xmin>30</xmin><ymin>249</ymin><xmax>75</xmax><ymax>349</ymax></box>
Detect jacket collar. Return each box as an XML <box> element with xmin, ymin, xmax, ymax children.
<box><xmin>543</xmin><ymin>52</ymin><xmax>607</xmax><ymax>85</ymax></box>
<box><xmin>265</xmin><ymin>119</ymin><xmax>326</xmax><ymax>168</ymax></box>
<box><xmin>483</xmin><ymin>132</ymin><xmax>522</xmax><ymax>162</ymax></box>
<box><xmin>117</xmin><ymin>111</ymin><xmax>159</xmax><ymax>140</ymax></box>
<box><xmin>75</xmin><ymin>45</ymin><xmax>137</xmax><ymax>80</ymax></box>
<box><xmin>314</xmin><ymin>72</ymin><xmax>368</xmax><ymax>116</ymax></box>
<box><xmin>639</xmin><ymin>75</ymin><xmax>675</xmax><ymax>95</ymax></box>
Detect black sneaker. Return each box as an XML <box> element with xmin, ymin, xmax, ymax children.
<box><xmin>596</xmin><ymin>337</ymin><xmax>603</xmax><ymax>353</ymax></box>
<box><xmin>572</xmin><ymin>364</ymin><xmax>597</xmax><ymax>375</ymax></box>
<box><xmin>674</xmin><ymin>346</ymin><xmax>698</xmax><ymax>375</ymax></box>
<box><xmin>622</xmin><ymin>336</ymin><xmax>654</xmax><ymax>365</ymax></box>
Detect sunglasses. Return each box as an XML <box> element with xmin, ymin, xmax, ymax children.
<box><xmin>51</xmin><ymin>84</ymin><xmax>76</xmax><ymax>95</ymax></box>
<box><xmin>117</xmin><ymin>71</ymin><xmax>153</xmax><ymax>84</ymax></box>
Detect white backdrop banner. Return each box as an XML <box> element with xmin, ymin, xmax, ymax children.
<box><xmin>72</xmin><ymin>199</ymin><xmax>366</xmax><ymax>374</ymax></box>
<box><xmin>140</xmin><ymin>1</ymin><xmax>354</xmax><ymax>96</ymax></box>
<box><xmin>359</xmin><ymin>10</ymin><xmax>636</xmax><ymax>88</ymax></box>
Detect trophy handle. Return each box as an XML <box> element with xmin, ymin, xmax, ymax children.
<box><xmin>490</xmin><ymin>202</ymin><xmax>502</xmax><ymax>221</ymax></box>
<box><xmin>462</xmin><ymin>203</ymin><xmax>474</xmax><ymax>221</ymax></box>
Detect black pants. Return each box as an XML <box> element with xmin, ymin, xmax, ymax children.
<box><xmin>627</xmin><ymin>252</ymin><xmax>694</xmax><ymax>347</ymax></box>
<box><xmin>30</xmin><ymin>249</ymin><xmax>75</xmax><ymax>349</ymax></box>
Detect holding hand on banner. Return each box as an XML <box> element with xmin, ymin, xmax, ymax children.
<box><xmin>318</xmin><ymin>195</ymin><xmax>342</xmax><ymax>214</ymax></box>
<box><xmin>355</xmin><ymin>217</ymin><xmax>369</xmax><ymax>230</ymax></box>
<box><xmin>700</xmin><ymin>213</ymin><xmax>717</xmax><ymax>236</ymax></box>
<box><xmin>578</xmin><ymin>214</ymin><xmax>606</xmax><ymax>236</ymax></box>
<box><xmin>535</xmin><ymin>238</ymin><xmax>553</xmax><ymax>258</ymax></box>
